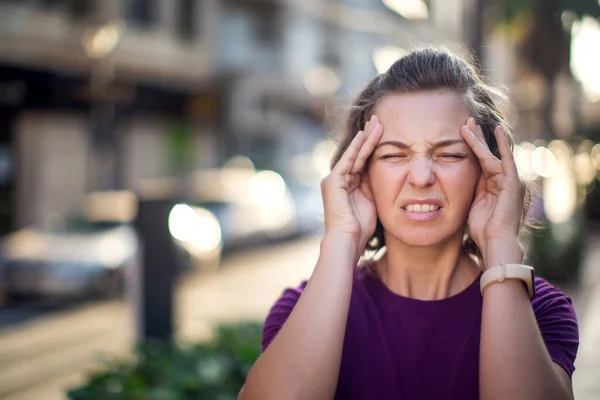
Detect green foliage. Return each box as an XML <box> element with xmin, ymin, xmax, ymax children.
<box><xmin>585</xmin><ymin>180</ymin><xmax>600</xmax><ymax>221</ymax></box>
<box><xmin>165</xmin><ymin>122</ymin><xmax>194</xmax><ymax>173</ymax></box>
<box><xmin>502</xmin><ymin>0</ymin><xmax>534</xmax><ymax>23</ymax></box>
<box><xmin>67</xmin><ymin>322</ymin><xmax>263</xmax><ymax>400</ymax></box>
<box><xmin>558</xmin><ymin>0</ymin><xmax>600</xmax><ymax>19</ymax></box>
<box><xmin>500</xmin><ymin>0</ymin><xmax>600</xmax><ymax>22</ymax></box>
<box><xmin>525</xmin><ymin>212</ymin><xmax>586</xmax><ymax>285</ymax></box>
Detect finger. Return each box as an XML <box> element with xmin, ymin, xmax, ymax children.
<box><xmin>461</xmin><ymin>124</ymin><xmax>503</xmax><ymax>179</ymax></box>
<box><xmin>351</xmin><ymin>122</ymin><xmax>383</xmax><ymax>174</ymax></box>
<box><xmin>495</xmin><ymin>126</ymin><xmax>519</xmax><ymax>180</ymax></box>
<box><xmin>461</xmin><ymin>124</ymin><xmax>496</xmax><ymax>161</ymax></box>
<box><xmin>336</xmin><ymin>115</ymin><xmax>381</xmax><ymax>176</ymax></box>
<box><xmin>366</xmin><ymin>115</ymin><xmax>378</xmax><ymax>135</ymax></box>
<box><xmin>365</xmin><ymin>114</ymin><xmax>376</xmax><ymax>133</ymax></box>
<box><xmin>333</xmin><ymin>130</ymin><xmax>367</xmax><ymax>175</ymax></box>
<box><xmin>467</xmin><ymin>117</ymin><xmax>479</xmax><ymax>139</ymax></box>
<box><xmin>467</xmin><ymin>118</ymin><xmax>490</xmax><ymax>152</ymax></box>
<box><xmin>364</xmin><ymin>118</ymin><xmax>371</xmax><ymax>133</ymax></box>
<box><xmin>476</xmin><ymin>124</ymin><xmax>488</xmax><ymax>148</ymax></box>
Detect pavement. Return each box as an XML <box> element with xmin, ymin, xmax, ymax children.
<box><xmin>571</xmin><ymin>229</ymin><xmax>600</xmax><ymax>399</ymax></box>
<box><xmin>0</xmin><ymin>231</ymin><xmax>598</xmax><ymax>399</ymax></box>
<box><xmin>0</xmin><ymin>236</ymin><xmax>321</xmax><ymax>400</ymax></box>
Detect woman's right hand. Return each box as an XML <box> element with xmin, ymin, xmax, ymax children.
<box><xmin>320</xmin><ymin>115</ymin><xmax>383</xmax><ymax>250</ymax></box>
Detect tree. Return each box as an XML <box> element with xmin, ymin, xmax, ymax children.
<box><xmin>501</xmin><ymin>0</ymin><xmax>600</xmax><ymax>138</ymax></box>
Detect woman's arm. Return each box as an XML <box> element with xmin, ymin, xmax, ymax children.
<box><xmin>479</xmin><ymin>240</ymin><xmax>574</xmax><ymax>400</ymax></box>
<box><xmin>241</xmin><ymin>116</ymin><xmax>382</xmax><ymax>399</ymax></box>
<box><xmin>460</xmin><ymin>120</ymin><xmax>577</xmax><ymax>399</ymax></box>
<box><xmin>240</xmin><ymin>231</ymin><xmax>359</xmax><ymax>400</ymax></box>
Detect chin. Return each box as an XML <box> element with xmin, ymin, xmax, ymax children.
<box><xmin>388</xmin><ymin>226</ymin><xmax>462</xmax><ymax>248</ymax></box>
<box><xmin>397</xmin><ymin>232</ymin><xmax>445</xmax><ymax>247</ymax></box>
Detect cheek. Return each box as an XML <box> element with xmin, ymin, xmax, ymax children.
<box><xmin>436</xmin><ymin>162</ymin><xmax>480</xmax><ymax>202</ymax></box>
<box><xmin>368</xmin><ymin>163</ymin><xmax>408</xmax><ymax>196</ymax></box>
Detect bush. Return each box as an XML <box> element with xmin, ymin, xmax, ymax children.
<box><xmin>525</xmin><ymin>212</ymin><xmax>587</xmax><ymax>285</ymax></box>
<box><xmin>67</xmin><ymin>322</ymin><xmax>262</xmax><ymax>400</ymax></box>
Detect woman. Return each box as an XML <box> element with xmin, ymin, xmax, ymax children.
<box><xmin>240</xmin><ymin>48</ymin><xmax>579</xmax><ymax>399</ymax></box>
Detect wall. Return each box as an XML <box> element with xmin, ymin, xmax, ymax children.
<box><xmin>15</xmin><ymin>112</ymin><xmax>88</xmax><ymax>228</ymax></box>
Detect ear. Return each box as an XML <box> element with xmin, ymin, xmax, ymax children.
<box><xmin>360</xmin><ymin>172</ymin><xmax>375</xmax><ymax>201</ymax></box>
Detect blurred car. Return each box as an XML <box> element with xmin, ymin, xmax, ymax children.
<box><xmin>0</xmin><ymin>191</ymin><xmax>140</xmax><ymax>302</ymax></box>
<box><xmin>0</xmin><ymin>216</ymin><xmax>137</xmax><ymax>302</ymax></box>
<box><xmin>285</xmin><ymin>179</ymin><xmax>324</xmax><ymax>236</ymax></box>
<box><xmin>189</xmin><ymin>167</ymin><xmax>297</xmax><ymax>247</ymax></box>
<box><xmin>139</xmin><ymin>166</ymin><xmax>297</xmax><ymax>271</ymax></box>
<box><xmin>0</xmin><ymin>189</ymin><xmax>228</xmax><ymax>302</ymax></box>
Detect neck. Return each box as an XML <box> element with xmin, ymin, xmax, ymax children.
<box><xmin>376</xmin><ymin>232</ymin><xmax>480</xmax><ymax>301</ymax></box>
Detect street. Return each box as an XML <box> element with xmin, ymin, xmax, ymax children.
<box><xmin>0</xmin><ymin>236</ymin><xmax>320</xmax><ymax>400</ymax></box>
<box><xmin>0</xmin><ymin>234</ymin><xmax>598</xmax><ymax>399</ymax></box>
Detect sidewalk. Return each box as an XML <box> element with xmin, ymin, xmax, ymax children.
<box><xmin>0</xmin><ymin>233</ymin><xmax>597</xmax><ymax>399</ymax></box>
<box><xmin>570</xmin><ymin>228</ymin><xmax>600</xmax><ymax>399</ymax></box>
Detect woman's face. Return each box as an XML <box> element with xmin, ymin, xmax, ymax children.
<box><xmin>367</xmin><ymin>90</ymin><xmax>481</xmax><ymax>248</ymax></box>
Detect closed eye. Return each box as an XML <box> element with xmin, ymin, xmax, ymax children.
<box><xmin>381</xmin><ymin>154</ymin><xmax>408</xmax><ymax>160</ymax></box>
<box><xmin>437</xmin><ymin>154</ymin><xmax>465</xmax><ymax>161</ymax></box>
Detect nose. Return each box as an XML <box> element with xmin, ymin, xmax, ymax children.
<box><xmin>407</xmin><ymin>156</ymin><xmax>435</xmax><ymax>187</ymax></box>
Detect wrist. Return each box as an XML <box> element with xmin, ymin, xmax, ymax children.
<box><xmin>321</xmin><ymin>230</ymin><xmax>362</xmax><ymax>261</ymax></box>
<box><xmin>482</xmin><ymin>238</ymin><xmax>524</xmax><ymax>270</ymax></box>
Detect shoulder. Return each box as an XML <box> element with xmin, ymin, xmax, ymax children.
<box><xmin>531</xmin><ymin>277</ymin><xmax>579</xmax><ymax>377</ymax></box>
<box><xmin>531</xmin><ymin>277</ymin><xmax>577</xmax><ymax>319</ymax></box>
<box><xmin>261</xmin><ymin>269</ymin><xmax>371</xmax><ymax>352</ymax></box>
<box><xmin>530</xmin><ymin>277</ymin><xmax>578</xmax><ymax>330</ymax></box>
<box><xmin>261</xmin><ymin>280</ymin><xmax>308</xmax><ymax>351</ymax></box>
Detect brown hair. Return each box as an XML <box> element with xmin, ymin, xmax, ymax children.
<box><xmin>330</xmin><ymin>46</ymin><xmax>531</xmax><ymax>259</ymax></box>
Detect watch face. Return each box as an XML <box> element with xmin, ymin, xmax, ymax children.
<box><xmin>530</xmin><ymin>269</ymin><xmax>536</xmax><ymax>298</ymax></box>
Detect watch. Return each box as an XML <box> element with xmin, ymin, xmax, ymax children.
<box><xmin>480</xmin><ymin>263</ymin><xmax>536</xmax><ymax>299</ymax></box>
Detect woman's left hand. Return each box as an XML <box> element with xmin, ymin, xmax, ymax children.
<box><xmin>460</xmin><ymin>118</ymin><xmax>525</xmax><ymax>269</ymax></box>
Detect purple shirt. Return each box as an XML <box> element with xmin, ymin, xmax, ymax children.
<box><xmin>262</xmin><ymin>269</ymin><xmax>579</xmax><ymax>400</ymax></box>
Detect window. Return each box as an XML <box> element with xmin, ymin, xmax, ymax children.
<box><xmin>125</xmin><ymin>0</ymin><xmax>157</xmax><ymax>29</ymax></box>
<box><xmin>0</xmin><ymin>0</ymin><xmax>92</xmax><ymax>19</ymax></box>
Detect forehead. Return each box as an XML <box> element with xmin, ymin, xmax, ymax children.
<box><xmin>374</xmin><ymin>90</ymin><xmax>470</xmax><ymax>143</ymax></box>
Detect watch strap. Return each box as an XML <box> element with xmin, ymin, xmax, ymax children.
<box><xmin>480</xmin><ymin>263</ymin><xmax>535</xmax><ymax>298</ymax></box>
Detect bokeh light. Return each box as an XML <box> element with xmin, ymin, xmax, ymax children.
<box><xmin>515</xmin><ymin>142</ymin><xmax>539</xmax><ymax>181</ymax></box>
<box><xmin>531</xmin><ymin>146</ymin><xmax>556</xmax><ymax>178</ymax></box>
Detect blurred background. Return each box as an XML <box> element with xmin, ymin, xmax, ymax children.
<box><xmin>0</xmin><ymin>0</ymin><xmax>599</xmax><ymax>399</ymax></box>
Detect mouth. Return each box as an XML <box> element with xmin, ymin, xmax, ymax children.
<box><xmin>402</xmin><ymin>204</ymin><xmax>441</xmax><ymax>213</ymax></box>
<box><xmin>401</xmin><ymin>201</ymin><xmax>442</xmax><ymax>222</ymax></box>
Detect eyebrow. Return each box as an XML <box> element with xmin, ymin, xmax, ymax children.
<box><xmin>375</xmin><ymin>139</ymin><xmax>466</xmax><ymax>150</ymax></box>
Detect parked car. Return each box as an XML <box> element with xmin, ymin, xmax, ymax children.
<box><xmin>188</xmin><ymin>168</ymin><xmax>297</xmax><ymax>248</ymax></box>
<box><xmin>0</xmin><ymin>216</ymin><xmax>137</xmax><ymax>302</ymax></box>
<box><xmin>140</xmin><ymin>166</ymin><xmax>298</xmax><ymax>270</ymax></box>
<box><xmin>0</xmin><ymin>190</ymin><xmax>225</xmax><ymax>302</ymax></box>
<box><xmin>285</xmin><ymin>178</ymin><xmax>324</xmax><ymax>236</ymax></box>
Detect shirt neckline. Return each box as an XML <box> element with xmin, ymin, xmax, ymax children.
<box><xmin>361</xmin><ymin>268</ymin><xmax>483</xmax><ymax>314</ymax></box>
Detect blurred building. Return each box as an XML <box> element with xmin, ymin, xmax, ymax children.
<box><xmin>0</xmin><ymin>0</ymin><xmax>470</xmax><ymax>234</ymax></box>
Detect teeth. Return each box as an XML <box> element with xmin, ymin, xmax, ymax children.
<box><xmin>405</xmin><ymin>204</ymin><xmax>439</xmax><ymax>212</ymax></box>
